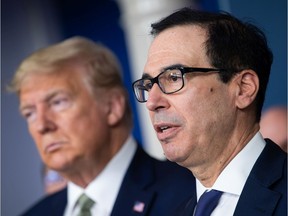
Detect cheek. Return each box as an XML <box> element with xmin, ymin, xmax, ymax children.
<box><xmin>180</xmin><ymin>85</ymin><xmax>227</xmax><ymax>128</ymax></box>
<box><xmin>28</xmin><ymin>126</ymin><xmax>44</xmax><ymax>152</ymax></box>
<box><xmin>65</xmin><ymin>101</ymin><xmax>104</xmax><ymax>127</ymax></box>
<box><xmin>64</xmin><ymin>107</ymin><xmax>109</xmax><ymax>145</ymax></box>
<box><xmin>149</xmin><ymin>111</ymin><xmax>154</xmax><ymax>123</ymax></box>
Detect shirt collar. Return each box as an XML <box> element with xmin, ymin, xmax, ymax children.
<box><xmin>67</xmin><ymin>135</ymin><xmax>137</xmax><ymax>213</ymax></box>
<box><xmin>196</xmin><ymin>132</ymin><xmax>266</xmax><ymax>200</ymax></box>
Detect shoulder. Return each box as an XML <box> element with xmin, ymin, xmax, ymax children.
<box><xmin>236</xmin><ymin>140</ymin><xmax>287</xmax><ymax>215</ymax></box>
<box><xmin>136</xmin><ymin>146</ymin><xmax>195</xmax><ymax>189</ymax></box>
<box><xmin>154</xmin><ymin>158</ymin><xmax>194</xmax><ymax>182</ymax></box>
<box><xmin>20</xmin><ymin>188</ymin><xmax>67</xmax><ymax>216</ymax></box>
<box><xmin>132</xmin><ymin>145</ymin><xmax>194</xmax><ymax>181</ymax></box>
<box><xmin>252</xmin><ymin>139</ymin><xmax>287</xmax><ymax>187</ymax></box>
<box><xmin>135</xmin><ymin>146</ymin><xmax>196</xmax><ymax>215</ymax></box>
<box><xmin>259</xmin><ymin>139</ymin><xmax>287</xmax><ymax>173</ymax></box>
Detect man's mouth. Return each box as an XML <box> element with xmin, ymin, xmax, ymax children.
<box><xmin>152</xmin><ymin>113</ymin><xmax>183</xmax><ymax>141</ymax></box>
<box><xmin>157</xmin><ymin>125</ymin><xmax>171</xmax><ymax>133</ymax></box>
<box><xmin>44</xmin><ymin>141</ymin><xmax>65</xmax><ymax>153</ymax></box>
<box><xmin>154</xmin><ymin>123</ymin><xmax>180</xmax><ymax>142</ymax></box>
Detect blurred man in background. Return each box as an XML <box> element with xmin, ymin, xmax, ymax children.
<box><xmin>9</xmin><ymin>36</ymin><xmax>194</xmax><ymax>216</ymax></box>
<box><xmin>260</xmin><ymin>106</ymin><xmax>287</xmax><ymax>152</ymax></box>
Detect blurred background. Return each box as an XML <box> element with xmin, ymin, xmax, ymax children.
<box><xmin>2</xmin><ymin>0</ymin><xmax>287</xmax><ymax>215</ymax></box>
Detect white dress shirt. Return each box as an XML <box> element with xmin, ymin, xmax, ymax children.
<box><xmin>64</xmin><ymin>135</ymin><xmax>137</xmax><ymax>216</ymax></box>
<box><xmin>195</xmin><ymin>132</ymin><xmax>266</xmax><ymax>216</ymax></box>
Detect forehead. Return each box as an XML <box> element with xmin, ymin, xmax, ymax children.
<box><xmin>19</xmin><ymin>66</ymin><xmax>86</xmax><ymax>103</ymax></box>
<box><xmin>144</xmin><ymin>25</ymin><xmax>210</xmax><ymax>75</ymax></box>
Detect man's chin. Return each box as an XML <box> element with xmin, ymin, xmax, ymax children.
<box><xmin>163</xmin><ymin>149</ymin><xmax>188</xmax><ymax>167</ymax></box>
<box><xmin>45</xmin><ymin>157</ymin><xmax>70</xmax><ymax>173</ymax></box>
<box><xmin>163</xmin><ymin>150</ymin><xmax>181</xmax><ymax>163</ymax></box>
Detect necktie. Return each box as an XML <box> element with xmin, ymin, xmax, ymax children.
<box><xmin>194</xmin><ymin>190</ymin><xmax>223</xmax><ymax>216</ymax></box>
<box><xmin>77</xmin><ymin>194</ymin><xmax>95</xmax><ymax>216</ymax></box>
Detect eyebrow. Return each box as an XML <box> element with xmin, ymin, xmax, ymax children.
<box><xmin>141</xmin><ymin>63</ymin><xmax>186</xmax><ymax>80</ymax></box>
<box><xmin>19</xmin><ymin>90</ymin><xmax>68</xmax><ymax>112</ymax></box>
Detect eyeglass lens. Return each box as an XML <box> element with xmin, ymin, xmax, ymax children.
<box><xmin>133</xmin><ymin>68</ymin><xmax>184</xmax><ymax>102</ymax></box>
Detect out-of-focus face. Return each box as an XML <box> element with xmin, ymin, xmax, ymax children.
<box><xmin>144</xmin><ymin>25</ymin><xmax>237</xmax><ymax>169</ymax></box>
<box><xmin>260</xmin><ymin>107</ymin><xmax>287</xmax><ymax>152</ymax></box>
<box><xmin>19</xmin><ymin>65</ymin><xmax>113</xmax><ymax>173</ymax></box>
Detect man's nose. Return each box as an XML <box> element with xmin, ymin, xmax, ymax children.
<box><xmin>34</xmin><ymin>107</ymin><xmax>57</xmax><ymax>134</ymax></box>
<box><xmin>146</xmin><ymin>84</ymin><xmax>168</xmax><ymax>111</ymax></box>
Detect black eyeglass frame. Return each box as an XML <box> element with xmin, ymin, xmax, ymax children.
<box><xmin>132</xmin><ymin>66</ymin><xmax>227</xmax><ymax>103</ymax></box>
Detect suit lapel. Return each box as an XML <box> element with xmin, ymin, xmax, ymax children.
<box><xmin>180</xmin><ymin>196</ymin><xmax>197</xmax><ymax>216</ymax></box>
<box><xmin>50</xmin><ymin>188</ymin><xmax>67</xmax><ymax>216</ymax></box>
<box><xmin>111</xmin><ymin>146</ymin><xmax>157</xmax><ymax>216</ymax></box>
<box><xmin>234</xmin><ymin>140</ymin><xmax>286</xmax><ymax>216</ymax></box>
<box><xmin>111</xmin><ymin>189</ymin><xmax>155</xmax><ymax>215</ymax></box>
<box><xmin>234</xmin><ymin>179</ymin><xmax>281</xmax><ymax>216</ymax></box>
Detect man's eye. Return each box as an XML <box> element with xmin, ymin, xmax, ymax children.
<box><xmin>21</xmin><ymin>110</ymin><xmax>36</xmax><ymax>122</ymax></box>
<box><xmin>168</xmin><ymin>73</ymin><xmax>181</xmax><ymax>82</ymax></box>
<box><xmin>144</xmin><ymin>82</ymin><xmax>153</xmax><ymax>91</ymax></box>
<box><xmin>50</xmin><ymin>97</ymin><xmax>71</xmax><ymax>111</ymax></box>
<box><xmin>136</xmin><ymin>84</ymin><xmax>147</xmax><ymax>91</ymax></box>
<box><xmin>52</xmin><ymin>99</ymin><xmax>65</xmax><ymax>105</ymax></box>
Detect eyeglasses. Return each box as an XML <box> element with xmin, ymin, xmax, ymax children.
<box><xmin>132</xmin><ymin>66</ymin><xmax>226</xmax><ymax>103</ymax></box>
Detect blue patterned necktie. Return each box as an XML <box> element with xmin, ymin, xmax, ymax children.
<box><xmin>194</xmin><ymin>190</ymin><xmax>223</xmax><ymax>216</ymax></box>
<box><xmin>77</xmin><ymin>194</ymin><xmax>95</xmax><ymax>216</ymax></box>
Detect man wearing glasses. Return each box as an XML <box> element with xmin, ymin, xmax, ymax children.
<box><xmin>133</xmin><ymin>8</ymin><xmax>287</xmax><ymax>216</ymax></box>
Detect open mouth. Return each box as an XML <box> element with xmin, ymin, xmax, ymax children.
<box><xmin>158</xmin><ymin>125</ymin><xmax>171</xmax><ymax>133</ymax></box>
<box><xmin>154</xmin><ymin>123</ymin><xmax>175</xmax><ymax>133</ymax></box>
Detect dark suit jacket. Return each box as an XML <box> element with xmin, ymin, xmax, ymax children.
<box><xmin>179</xmin><ymin>139</ymin><xmax>287</xmax><ymax>216</ymax></box>
<box><xmin>20</xmin><ymin>146</ymin><xmax>195</xmax><ymax>216</ymax></box>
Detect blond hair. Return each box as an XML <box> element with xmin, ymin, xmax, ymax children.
<box><xmin>9</xmin><ymin>36</ymin><xmax>132</xmax><ymax>126</ymax></box>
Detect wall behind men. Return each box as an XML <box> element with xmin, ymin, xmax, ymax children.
<box><xmin>2</xmin><ymin>1</ymin><xmax>63</xmax><ymax>215</ymax></box>
<box><xmin>2</xmin><ymin>0</ymin><xmax>286</xmax><ymax>215</ymax></box>
<box><xmin>229</xmin><ymin>1</ymin><xmax>287</xmax><ymax>110</ymax></box>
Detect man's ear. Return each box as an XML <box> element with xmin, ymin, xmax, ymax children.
<box><xmin>234</xmin><ymin>70</ymin><xmax>259</xmax><ymax>109</ymax></box>
<box><xmin>106</xmin><ymin>89</ymin><xmax>126</xmax><ymax>126</ymax></box>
